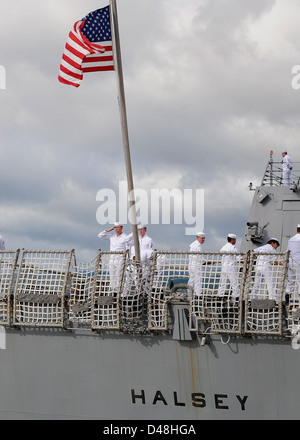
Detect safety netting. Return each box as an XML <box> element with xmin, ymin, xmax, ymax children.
<box><xmin>0</xmin><ymin>250</ymin><xmax>20</xmax><ymax>325</ymax></box>
<box><xmin>285</xmin><ymin>256</ymin><xmax>300</xmax><ymax>338</ymax></box>
<box><xmin>0</xmin><ymin>248</ymin><xmax>297</xmax><ymax>338</ymax></box>
<box><xmin>243</xmin><ymin>251</ymin><xmax>289</xmax><ymax>335</ymax></box>
<box><xmin>13</xmin><ymin>250</ymin><xmax>73</xmax><ymax>327</ymax></box>
<box><xmin>69</xmin><ymin>251</ymin><xmax>151</xmax><ymax>333</ymax></box>
<box><xmin>69</xmin><ymin>251</ymin><xmax>128</xmax><ymax>330</ymax></box>
<box><xmin>148</xmin><ymin>251</ymin><xmax>247</xmax><ymax>334</ymax></box>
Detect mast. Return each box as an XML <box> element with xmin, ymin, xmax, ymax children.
<box><xmin>270</xmin><ymin>149</ymin><xmax>273</xmax><ymax>186</ymax></box>
<box><xmin>110</xmin><ymin>0</ymin><xmax>140</xmax><ymax>262</ymax></box>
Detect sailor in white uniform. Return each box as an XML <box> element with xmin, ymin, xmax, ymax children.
<box><xmin>127</xmin><ymin>226</ymin><xmax>154</xmax><ymax>292</ymax></box>
<box><xmin>126</xmin><ymin>224</ymin><xmax>154</xmax><ymax>256</ymax></box>
<box><xmin>98</xmin><ymin>223</ymin><xmax>131</xmax><ymax>291</ymax></box>
<box><xmin>250</xmin><ymin>238</ymin><xmax>280</xmax><ymax>301</ymax></box>
<box><xmin>218</xmin><ymin>233</ymin><xmax>241</xmax><ymax>299</ymax></box>
<box><xmin>137</xmin><ymin>224</ymin><xmax>154</xmax><ymax>250</ymax></box>
<box><xmin>281</xmin><ymin>151</ymin><xmax>293</xmax><ymax>186</ymax></box>
<box><xmin>127</xmin><ymin>247</ymin><xmax>154</xmax><ymax>291</ymax></box>
<box><xmin>188</xmin><ymin>232</ymin><xmax>206</xmax><ymax>296</ymax></box>
<box><xmin>286</xmin><ymin>225</ymin><xmax>300</xmax><ymax>301</ymax></box>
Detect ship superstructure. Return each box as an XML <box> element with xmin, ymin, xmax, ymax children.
<box><xmin>241</xmin><ymin>152</ymin><xmax>300</xmax><ymax>252</ymax></box>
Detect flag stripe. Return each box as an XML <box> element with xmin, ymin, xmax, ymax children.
<box><xmin>60</xmin><ymin>63</ymin><xmax>83</xmax><ymax>80</ymax></box>
<box><xmin>62</xmin><ymin>53</ymin><xmax>82</xmax><ymax>71</ymax></box>
<box><xmin>65</xmin><ymin>41</ymin><xmax>87</xmax><ymax>61</ymax></box>
<box><xmin>69</xmin><ymin>28</ymin><xmax>90</xmax><ymax>52</ymax></box>
<box><xmin>58</xmin><ymin>72</ymin><xmax>81</xmax><ymax>87</ymax></box>
<box><xmin>62</xmin><ymin>47</ymin><xmax>83</xmax><ymax>68</ymax></box>
<box><xmin>81</xmin><ymin>42</ymin><xmax>114</xmax><ymax>72</ymax></box>
<box><xmin>82</xmin><ymin>56</ymin><xmax>113</xmax><ymax>64</ymax></box>
<box><xmin>58</xmin><ymin>6</ymin><xmax>115</xmax><ymax>87</ymax></box>
<box><xmin>82</xmin><ymin>65</ymin><xmax>114</xmax><ymax>73</ymax></box>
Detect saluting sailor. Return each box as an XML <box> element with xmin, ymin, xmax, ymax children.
<box><xmin>98</xmin><ymin>223</ymin><xmax>131</xmax><ymax>291</ymax></box>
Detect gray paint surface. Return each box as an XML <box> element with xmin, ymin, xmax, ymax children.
<box><xmin>0</xmin><ymin>329</ymin><xmax>299</xmax><ymax>420</ymax></box>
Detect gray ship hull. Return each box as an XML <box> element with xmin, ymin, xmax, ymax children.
<box><xmin>0</xmin><ymin>328</ymin><xmax>299</xmax><ymax>420</ymax></box>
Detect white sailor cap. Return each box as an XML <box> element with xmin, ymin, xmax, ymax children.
<box><xmin>114</xmin><ymin>222</ymin><xmax>122</xmax><ymax>227</ymax></box>
<box><xmin>297</xmin><ymin>224</ymin><xmax>300</xmax><ymax>228</ymax></box>
<box><xmin>282</xmin><ymin>150</ymin><xmax>287</xmax><ymax>154</ymax></box>
<box><xmin>228</xmin><ymin>233</ymin><xmax>237</xmax><ymax>239</ymax></box>
<box><xmin>268</xmin><ymin>238</ymin><xmax>280</xmax><ymax>246</ymax></box>
<box><xmin>138</xmin><ymin>224</ymin><xmax>147</xmax><ymax>229</ymax></box>
<box><xmin>196</xmin><ymin>232</ymin><xmax>206</xmax><ymax>237</ymax></box>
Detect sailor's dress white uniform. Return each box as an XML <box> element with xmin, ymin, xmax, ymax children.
<box><xmin>127</xmin><ymin>234</ymin><xmax>154</xmax><ymax>293</ymax></box>
<box><xmin>98</xmin><ymin>230</ymin><xmax>131</xmax><ymax>291</ymax></box>
<box><xmin>218</xmin><ymin>242</ymin><xmax>241</xmax><ymax>298</ymax></box>
<box><xmin>282</xmin><ymin>154</ymin><xmax>293</xmax><ymax>186</ymax></box>
<box><xmin>126</xmin><ymin>232</ymin><xmax>154</xmax><ymax>255</ymax></box>
<box><xmin>188</xmin><ymin>240</ymin><xmax>205</xmax><ymax>296</ymax></box>
<box><xmin>250</xmin><ymin>243</ymin><xmax>278</xmax><ymax>301</ymax></box>
<box><xmin>139</xmin><ymin>234</ymin><xmax>154</xmax><ymax>251</ymax></box>
<box><xmin>286</xmin><ymin>234</ymin><xmax>300</xmax><ymax>299</ymax></box>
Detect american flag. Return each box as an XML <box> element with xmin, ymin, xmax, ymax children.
<box><xmin>58</xmin><ymin>6</ymin><xmax>115</xmax><ymax>87</ymax></box>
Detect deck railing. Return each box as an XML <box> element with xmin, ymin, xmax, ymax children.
<box><xmin>261</xmin><ymin>161</ymin><xmax>300</xmax><ymax>187</ymax></box>
<box><xmin>0</xmin><ymin>249</ymin><xmax>299</xmax><ymax>338</ymax></box>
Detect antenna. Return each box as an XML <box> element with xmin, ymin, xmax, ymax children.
<box><xmin>270</xmin><ymin>150</ymin><xmax>273</xmax><ymax>186</ymax></box>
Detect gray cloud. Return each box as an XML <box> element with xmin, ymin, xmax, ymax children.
<box><xmin>0</xmin><ymin>0</ymin><xmax>300</xmax><ymax>261</ymax></box>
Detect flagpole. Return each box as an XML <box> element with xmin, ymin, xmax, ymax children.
<box><xmin>110</xmin><ymin>0</ymin><xmax>140</xmax><ymax>263</ymax></box>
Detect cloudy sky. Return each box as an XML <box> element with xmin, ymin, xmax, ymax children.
<box><xmin>0</xmin><ymin>0</ymin><xmax>300</xmax><ymax>261</ymax></box>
